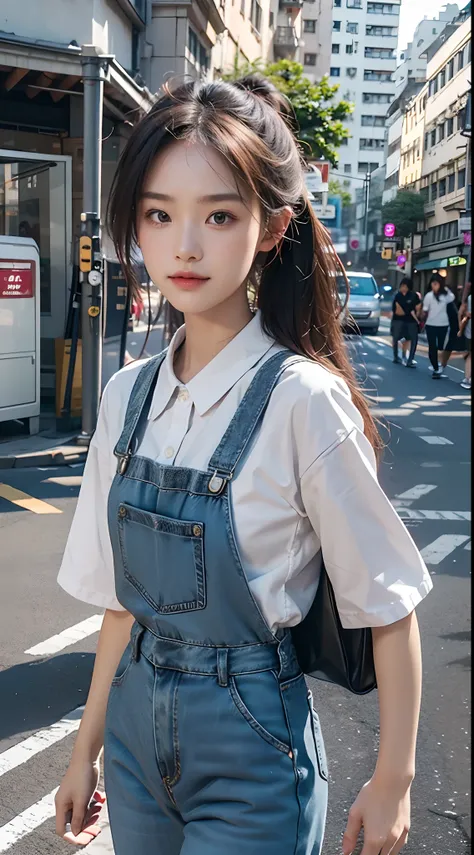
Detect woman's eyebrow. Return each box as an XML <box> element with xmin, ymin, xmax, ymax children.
<box><xmin>140</xmin><ymin>191</ymin><xmax>245</xmax><ymax>203</ymax></box>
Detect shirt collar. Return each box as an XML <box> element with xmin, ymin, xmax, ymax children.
<box><xmin>147</xmin><ymin>310</ymin><xmax>276</xmax><ymax>420</ymax></box>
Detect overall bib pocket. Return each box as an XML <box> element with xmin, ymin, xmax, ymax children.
<box><xmin>117</xmin><ymin>503</ymin><xmax>207</xmax><ymax>614</ymax></box>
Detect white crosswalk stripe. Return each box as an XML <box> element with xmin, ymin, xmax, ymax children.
<box><xmin>421</xmin><ymin>535</ymin><xmax>471</xmax><ymax>565</ymax></box>
<box><xmin>0</xmin><ymin>708</ymin><xmax>83</xmax><ymax>777</ymax></box>
<box><xmin>25</xmin><ymin>614</ymin><xmax>103</xmax><ymax>656</ymax></box>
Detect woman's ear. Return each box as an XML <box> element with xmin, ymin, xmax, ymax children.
<box><xmin>258</xmin><ymin>207</ymin><xmax>293</xmax><ymax>253</ymax></box>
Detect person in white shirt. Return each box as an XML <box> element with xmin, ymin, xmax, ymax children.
<box><xmin>459</xmin><ymin>293</ymin><xmax>471</xmax><ymax>389</ymax></box>
<box><xmin>55</xmin><ymin>73</ymin><xmax>432</xmax><ymax>855</ymax></box>
<box><xmin>422</xmin><ymin>273</ymin><xmax>456</xmax><ymax>378</ymax></box>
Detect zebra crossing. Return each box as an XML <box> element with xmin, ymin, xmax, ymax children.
<box><xmin>0</xmin><ymin>480</ymin><xmax>469</xmax><ymax>853</ymax></box>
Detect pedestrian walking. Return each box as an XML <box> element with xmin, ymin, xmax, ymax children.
<box><xmin>391</xmin><ymin>277</ymin><xmax>421</xmax><ymax>367</ymax></box>
<box><xmin>422</xmin><ymin>273</ymin><xmax>456</xmax><ymax>378</ymax></box>
<box><xmin>55</xmin><ymin>74</ymin><xmax>432</xmax><ymax>855</ymax></box>
<box><xmin>459</xmin><ymin>293</ymin><xmax>471</xmax><ymax>389</ymax></box>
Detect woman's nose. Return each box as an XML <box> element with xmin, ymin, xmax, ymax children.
<box><xmin>175</xmin><ymin>225</ymin><xmax>203</xmax><ymax>262</ymax></box>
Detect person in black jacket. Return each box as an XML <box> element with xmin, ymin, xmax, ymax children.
<box><xmin>391</xmin><ymin>278</ymin><xmax>421</xmax><ymax>367</ymax></box>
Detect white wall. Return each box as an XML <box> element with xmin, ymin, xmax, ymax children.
<box><xmin>0</xmin><ymin>0</ymin><xmax>133</xmax><ymax>69</ymax></box>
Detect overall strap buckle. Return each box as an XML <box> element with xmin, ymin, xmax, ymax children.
<box><xmin>115</xmin><ymin>450</ymin><xmax>132</xmax><ymax>476</ymax></box>
<box><xmin>208</xmin><ymin>469</ymin><xmax>231</xmax><ymax>495</ymax></box>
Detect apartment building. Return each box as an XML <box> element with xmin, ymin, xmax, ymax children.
<box><xmin>301</xmin><ymin>0</ymin><xmax>332</xmax><ymax>82</ymax></box>
<box><xmin>393</xmin><ymin>6</ymin><xmax>459</xmax><ymax>93</ymax></box>
<box><xmin>328</xmin><ymin>0</ymin><xmax>399</xmax><ymax>196</ymax></box>
<box><xmin>413</xmin><ymin>4</ymin><xmax>471</xmax><ymax>291</ymax></box>
<box><xmin>399</xmin><ymin>83</ymin><xmax>428</xmax><ymax>188</ymax></box>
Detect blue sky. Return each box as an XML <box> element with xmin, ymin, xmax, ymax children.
<box><xmin>398</xmin><ymin>0</ymin><xmax>457</xmax><ymax>52</ymax></box>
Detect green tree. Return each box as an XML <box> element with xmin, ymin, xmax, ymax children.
<box><xmin>220</xmin><ymin>58</ymin><xmax>353</xmax><ymax>166</ymax></box>
<box><xmin>381</xmin><ymin>190</ymin><xmax>425</xmax><ymax>238</ymax></box>
<box><xmin>329</xmin><ymin>178</ymin><xmax>352</xmax><ymax>208</ymax></box>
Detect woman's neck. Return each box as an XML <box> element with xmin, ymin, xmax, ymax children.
<box><xmin>173</xmin><ymin>288</ymin><xmax>253</xmax><ymax>384</ymax></box>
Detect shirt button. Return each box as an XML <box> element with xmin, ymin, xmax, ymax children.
<box><xmin>164</xmin><ymin>446</ymin><xmax>174</xmax><ymax>459</ymax></box>
<box><xmin>178</xmin><ymin>388</ymin><xmax>189</xmax><ymax>402</ymax></box>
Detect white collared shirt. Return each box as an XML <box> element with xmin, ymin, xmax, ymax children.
<box><xmin>58</xmin><ymin>312</ymin><xmax>432</xmax><ymax>631</ymax></box>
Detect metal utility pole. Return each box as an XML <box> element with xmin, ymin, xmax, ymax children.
<box><xmin>363</xmin><ymin>171</ymin><xmax>371</xmax><ymax>267</ymax></box>
<box><xmin>77</xmin><ymin>47</ymin><xmax>112</xmax><ymax>445</ymax></box>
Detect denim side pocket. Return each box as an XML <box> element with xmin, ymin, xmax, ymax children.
<box><xmin>307</xmin><ymin>692</ymin><xmax>329</xmax><ymax>781</ymax></box>
<box><xmin>111</xmin><ymin>642</ymin><xmax>134</xmax><ymax>687</ymax></box>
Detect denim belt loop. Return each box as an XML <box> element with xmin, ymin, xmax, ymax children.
<box><xmin>131</xmin><ymin>624</ymin><xmax>145</xmax><ymax>662</ymax></box>
<box><xmin>217</xmin><ymin>648</ymin><xmax>229</xmax><ymax>687</ymax></box>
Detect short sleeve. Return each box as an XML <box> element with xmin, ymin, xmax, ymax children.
<box><xmin>300</xmin><ymin>391</ymin><xmax>433</xmax><ymax>629</ymax></box>
<box><xmin>447</xmin><ymin>291</ymin><xmax>455</xmax><ymax>304</ymax></box>
<box><xmin>423</xmin><ymin>293</ymin><xmax>430</xmax><ymax>312</ymax></box>
<box><xmin>57</xmin><ymin>385</ymin><xmax>126</xmax><ymax>612</ymax></box>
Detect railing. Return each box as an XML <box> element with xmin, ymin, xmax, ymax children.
<box><xmin>279</xmin><ymin>0</ymin><xmax>304</xmax><ymax>7</ymax></box>
<box><xmin>274</xmin><ymin>26</ymin><xmax>299</xmax><ymax>47</ymax></box>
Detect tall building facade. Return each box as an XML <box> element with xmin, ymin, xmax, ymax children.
<box><xmin>301</xmin><ymin>0</ymin><xmax>333</xmax><ymax>82</ymax></box>
<box><xmin>328</xmin><ymin>0</ymin><xmax>400</xmax><ymax>195</ymax></box>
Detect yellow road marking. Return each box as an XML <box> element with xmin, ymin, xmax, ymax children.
<box><xmin>0</xmin><ymin>484</ymin><xmax>62</xmax><ymax>515</ymax></box>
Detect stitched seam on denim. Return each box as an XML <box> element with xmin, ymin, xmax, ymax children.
<box><xmin>120</xmin><ymin>503</ymin><xmax>205</xmax><ymax>538</ymax></box>
<box><xmin>165</xmin><ymin>673</ymin><xmax>182</xmax><ymax>789</ymax></box>
<box><xmin>115</xmin><ymin>354</ymin><xmax>166</xmax><ymax>456</ymax></box>
<box><xmin>223</xmin><ymin>488</ymin><xmax>277</xmax><ymax>642</ymax></box>
<box><xmin>228</xmin><ymin>676</ymin><xmax>290</xmax><ymax>754</ymax></box>
<box><xmin>140</xmin><ymin>630</ymin><xmax>276</xmax><ymax>650</ymax></box>
<box><xmin>307</xmin><ymin>695</ymin><xmax>328</xmax><ymax>781</ymax></box>
<box><xmin>279</xmin><ymin>685</ymin><xmax>303</xmax><ymax>855</ymax></box>
<box><xmin>118</xmin><ymin>517</ymin><xmax>206</xmax><ymax>614</ymax></box>
<box><xmin>110</xmin><ymin>649</ymin><xmax>133</xmax><ymax>686</ymax></box>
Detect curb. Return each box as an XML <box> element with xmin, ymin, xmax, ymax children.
<box><xmin>0</xmin><ymin>444</ymin><xmax>88</xmax><ymax>470</ymax></box>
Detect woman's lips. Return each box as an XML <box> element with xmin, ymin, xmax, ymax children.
<box><xmin>168</xmin><ymin>275</ymin><xmax>210</xmax><ymax>290</ymax></box>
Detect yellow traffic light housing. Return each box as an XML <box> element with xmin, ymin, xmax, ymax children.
<box><xmin>79</xmin><ymin>236</ymin><xmax>92</xmax><ymax>272</ymax></box>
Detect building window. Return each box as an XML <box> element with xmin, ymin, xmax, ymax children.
<box><xmin>364</xmin><ymin>46</ymin><xmax>394</xmax><ymax>58</ymax></box>
<box><xmin>364</xmin><ymin>70</ymin><xmax>393</xmax><ymax>81</ymax></box>
<box><xmin>367</xmin><ymin>2</ymin><xmax>398</xmax><ymax>11</ymax></box>
<box><xmin>304</xmin><ymin>53</ymin><xmax>317</xmax><ymax>65</ymax></box>
<box><xmin>439</xmin><ymin>69</ymin><xmax>446</xmax><ymax>89</ymax></box>
<box><xmin>340</xmin><ymin>137</ymin><xmax>349</xmax><ymax>144</ymax></box>
<box><xmin>334</xmin><ymin>0</ymin><xmax>342</xmax><ymax>5</ymax></box>
<box><xmin>362</xmin><ymin>92</ymin><xmax>393</xmax><ymax>103</ymax></box>
<box><xmin>269</xmin><ymin>10</ymin><xmax>274</xmax><ymax>26</ymax></box>
<box><xmin>438</xmin><ymin>177</ymin><xmax>446</xmax><ymax>197</ymax></box>
<box><xmin>431</xmin><ymin>182</ymin><xmax>437</xmax><ymax>201</ymax></box>
<box><xmin>347</xmin><ymin>21</ymin><xmax>358</xmax><ymax>33</ymax></box>
<box><xmin>346</xmin><ymin>44</ymin><xmax>354</xmax><ymax>53</ymax></box>
<box><xmin>346</xmin><ymin>67</ymin><xmax>357</xmax><ymax>77</ymax></box>
<box><xmin>448</xmin><ymin>173</ymin><xmax>455</xmax><ymax>193</ymax></box>
<box><xmin>344</xmin><ymin>163</ymin><xmax>352</xmax><ymax>173</ymax></box>
<box><xmin>347</xmin><ymin>0</ymin><xmax>362</xmax><ymax>6</ymax></box>
<box><xmin>240</xmin><ymin>0</ymin><xmax>245</xmax><ymax>14</ymax></box>
<box><xmin>361</xmin><ymin>114</ymin><xmax>385</xmax><ymax>126</ymax></box>
<box><xmin>438</xmin><ymin>123</ymin><xmax>445</xmax><ymax>142</ymax></box>
<box><xmin>448</xmin><ymin>58</ymin><xmax>454</xmax><ymax>80</ymax></box>
<box><xmin>360</xmin><ymin>138</ymin><xmax>384</xmax><ymax>149</ymax></box>
<box><xmin>458</xmin><ymin>168</ymin><xmax>466</xmax><ymax>189</ymax></box>
<box><xmin>457</xmin><ymin>108</ymin><xmax>466</xmax><ymax>132</ymax></box>
<box><xmin>304</xmin><ymin>19</ymin><xmax>316</xmax><ymax>32</ymax></box>
<box><xmin>447</xmin><ymin>116</ymin><xmax>454</xmax><ymax>136</ymax></box>
<box><xmin>431</xmin><ymin>129</ymin><xmax>436</xmax><ymax>147</ymax></box>
<box><xmin>457</xmin><ymin>48</ymin><xmax>465</xmax><ymax>71</ymax></box>
<box><xmin>330</xmin><ymin>67</ymin><xmax>341</xmax><ymax>76</ymax></box>
<box><xmin>333</xmin><ymin>20</ymin><xmax>341</xmax><ymax>30</ymax></box>
<box><xmin>332</xmin><ymin>43</ymin><xmax>340</xmax><ymax>53</ymax></box>
<box><xmin>366</xmin><ymin>25</ymin><xmax>397</xmax><ymax>36</ymax></box>
<box><xmin>250</xmin><ymin>0</ymin><xmax>262</xmax><ymax>32</ymax></box>
<box><xmin>131</xmin><ymin>28</ymin><xmax>140</xmax><ymax>73</ymax></box>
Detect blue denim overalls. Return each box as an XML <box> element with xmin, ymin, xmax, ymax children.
<box><xmin>104</xmin><ymin>348</ymin><xmax>329</xmax><ymax>854</ymax></box>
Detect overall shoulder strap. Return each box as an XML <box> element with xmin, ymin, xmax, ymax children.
<box><xmin>208</xmin><ymin>349</ymin><xmax>307</xmax><ymax>483</ymax></box>
<box><xmin>113</xmin><ymin>349</ymin><xmax>167</xmax><ymax>473</ymax></box>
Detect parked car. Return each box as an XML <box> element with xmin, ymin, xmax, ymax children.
<box><xmin>337</xmin><ymin>271</ymin><xmax>381</xmax><ymax>335</ymax></box>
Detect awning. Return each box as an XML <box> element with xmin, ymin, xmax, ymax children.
<box><xmin>415</xmin><ymin>258</ymin><xmax>449</xmax><ymax>270</ymax></box>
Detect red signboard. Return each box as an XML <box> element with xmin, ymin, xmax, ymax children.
<box><xmin>0</xmin><ymin>263</ymin><xmax>34</xmax><ymax>298</ymax></box>
<box><xmin>313</xmin><ymin>161</ymin><xmax>330</xmax><ymax>184</ymax></box>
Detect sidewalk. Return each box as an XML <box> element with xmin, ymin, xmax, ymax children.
<box><xmin>0</xmin><ymin>317</ymin><xmax>165</xmax><ymax>469</ymax></box>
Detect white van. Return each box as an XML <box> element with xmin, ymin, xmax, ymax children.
<box><xmin>338</xmin><ymin>271</ymin><xmax>381</xmax><ymax>335</ymax></box>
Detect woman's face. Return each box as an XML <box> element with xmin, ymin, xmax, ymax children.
<box><xmin>431</xmin><ymin>279</ymin><xmax>441</xmax><ymax>294</ymax></box>
<box><xmin>136</xmin><ymin>139</ymin><xmax>290</xmax><ymax>318</ymax></box>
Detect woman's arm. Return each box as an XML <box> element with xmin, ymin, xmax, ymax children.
<box><xmin>55</xmin><ymin>608</ymin><xmax>135</xmax><ymax>840</ymax></box>
<box><xmin>372</xmin><ymin>611</ymin><xmax>421</xmax><ymax>786</ymax></box>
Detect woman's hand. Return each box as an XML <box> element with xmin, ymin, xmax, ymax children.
<box><xmin>55</xmin><ymin>757</ymin><xmax>104</xmax><ymax>845</ymax></box>
<box><xmin>342</xmin><ymin>775</ymin><xmax>411</xmax><ymax>855</ymax></box>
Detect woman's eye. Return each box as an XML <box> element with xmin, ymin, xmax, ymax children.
<box><xmin>208</xmin><ymin>211</ymin><xmax>234</xmax><ymax>226</ymax></box>
<box><xmin>147</xmin><ymin>210</ymin><xmax>170</xmax><ymax>224</ymax></box>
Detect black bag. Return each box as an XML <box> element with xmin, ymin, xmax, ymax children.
<box><xmin>291</xmin><ymin>561</ymin><xmax>377</xmax><ymax>695</ymax></box>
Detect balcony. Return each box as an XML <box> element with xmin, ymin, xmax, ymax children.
<box><xmin>273</xmin><ymin>26</ymin><xmax>299</xmax><ymax>58</ymax></box>
<box><xmin>279</xmin><ymin>0</ymin><xmax>304</xmax><ymax>8</ymax></box>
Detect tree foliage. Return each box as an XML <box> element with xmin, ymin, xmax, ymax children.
<box><xmin>381</xmin><ymin>190</ymin><xmax>425</xmax><ymax>238</ymax></box>
<box><xmin>329</xmin><ymin>179</ymin><xmax>352</xmax><ymax>208</ymax></box>
<box><xmin>220</xmin><ymin>58</ymin><xmax>353</xmax><ymax>166</ymax></box>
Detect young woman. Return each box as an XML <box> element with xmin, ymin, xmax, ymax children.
<box><xmin>422</xmin><ymin>273</ymin><xmax>456</xmax><ymax>378</ymax></box>
<box><xmin>459</xmin><ymin>293</ymin><xmax>471</xmax><ymax>389</ymax></box>
<box><xmin>391</xmin><ymin>277</ymin><xmax>421</xmax><ymax>367</ymax></box>
<box><xmin>55</xmin><ymin>75</ymin><xmax>433</xmax><ymax>855</ymax></box>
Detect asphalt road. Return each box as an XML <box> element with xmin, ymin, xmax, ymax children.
<box><xmin>0</xmin><ymin>329</ymin><xmax>470</xmax><ymax>855</ymax></box>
